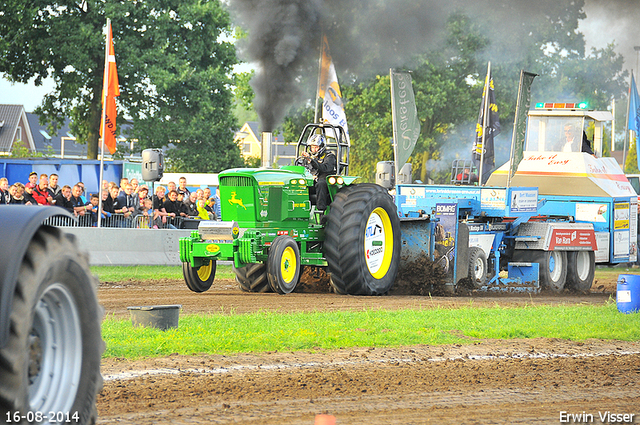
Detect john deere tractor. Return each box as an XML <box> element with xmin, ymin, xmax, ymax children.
<box><xmin>179</xmin><ymin>123</ymin><xmax>401</xmax><ymax>295</ymax></box>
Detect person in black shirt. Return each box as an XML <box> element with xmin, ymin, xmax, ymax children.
<box><xmin>54</xmin><ymin>185</ymin><xmax>75</xmax><ymax>214</ymax></box>
<box><xmin>183</xmin><ymin>192</ymin><xmax>199</xmax><ymax>217</ymax></box>
<box><xmin>10</xmin><ymin>183</ymin><xmax>31</xmax><ymax>205</ymax></box>
<box><xmin>177</xmin><ymin>176</ymin><xmax>191</xmax><ymax>198</ymax></box>
<box><xmin>301</xmin><ymin>134</ymin><xmax>337</xmax><ymax>211</ymax></box>
<box><xmin>23</xmin><ymin>183</ymin><xmax>38</xmax><ymax>205</ymax></box>
<box><xmin>0</xmin><ymin>177</ymin><xmax>9</xmax><ymax>204</ymax></box>
<box><xmin>48</xmin><ymin>173</ymin><xmax>61</xmax><ymax>200</ymax></box>
<box><xmin>162</xmin><ymin>190</ymin><xmax>186</xmax><ymax>228</ymax></box>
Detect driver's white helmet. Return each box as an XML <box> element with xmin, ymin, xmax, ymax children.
<box><xmin>308</xmin><ymin>134</ymin><xmax>326</xmax><ymax>157</ymax></box>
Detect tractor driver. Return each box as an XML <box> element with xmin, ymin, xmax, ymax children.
<box><xmin>301</xmin><ymin>134</ymin><xmax>336</xmax><ymax>211</ymax></box>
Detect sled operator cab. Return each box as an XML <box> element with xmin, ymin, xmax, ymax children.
<box><xmin>524</xmin><ymin>102</ymin><xmax>608</xmax><ymax>155</ymax></box>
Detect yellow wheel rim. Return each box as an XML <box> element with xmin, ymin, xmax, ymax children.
<box><xmin>280</xmin><ymin>246</ymin><xmax>297</xmax><ymax>283</ymax></box>
<box><xmin>366</xmin><ymin>207</ymin><xmax>394</xmax><ymax>279</ymax></box>
<box><xmin>197</xmin><ymin>260</ymin><xmax>213</xmax><ymax>281</ymax></box>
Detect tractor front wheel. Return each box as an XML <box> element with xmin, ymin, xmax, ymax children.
<box><xmin>267</xmin><ymin>236</ymin><xmax>301</xmax><ymax>294</ymax></box>
<box><xmin>325</xmin><ymin>184</ymin><xmax>401</xmax><ymax>295</ymax></box>
<box><xmin>183</xmin><ymin>260</ymin><xmax>216</xmax><ymax>293</ymax></box>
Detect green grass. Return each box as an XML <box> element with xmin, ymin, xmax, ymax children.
<box><xmin>96</xmin><ymin>264</ymin><xmax>638</xmax><ymax>359</ymax></box>
<box><xmin>102</xmin><ymin>302</ymin><xmax>640</xmax><ymax>359</ymax></box>
<box><xmin>92</xmin><ymin>264</ymin><xmax>630</xmax><ymax>284</ymax></box>
<box><xmin>92</xmin><ymin>264</ymin><xmax>234</xmax><ymax>281</ymax></box>
<box><xmin>595</xmin><ymin>265</ymin><xmax>638</xmax><ymax>281</ymax></box>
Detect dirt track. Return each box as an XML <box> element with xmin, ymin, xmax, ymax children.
<box><xmin>96</xmin><ymin>274</ymin><xmax>640</xmax><ymax>424</ymax></box>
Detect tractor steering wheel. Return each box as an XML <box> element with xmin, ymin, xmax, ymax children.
<box><xmin>295</xmin><ymin>156</ymin><xmax>314</xmax><ymax>172</ymax></box>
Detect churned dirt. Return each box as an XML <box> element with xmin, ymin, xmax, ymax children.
<box><xmin>96</xmin><ymin>271</ymin><xmax>640</xmax><ymax>424</ymax></box>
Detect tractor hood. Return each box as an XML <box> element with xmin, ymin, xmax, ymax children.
<box><xmin>218</xmin><ymin>166</ymin><xmax>316</xmax><ymax>225</ymax></box>
<box><xmin>220</xmin><ymin>166</ymin><xmax>311</xmax><ymax>185</ymax></box>
<box><xmin>486</xmin><ymin>152</ymin><xmax>637</xmax><ymax>198</ymax></box>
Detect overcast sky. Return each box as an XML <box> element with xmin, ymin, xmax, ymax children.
<box><xmin>1</xmin><ymin>0</ymin><xmax>638</xmax><ymax>113</ymax></box>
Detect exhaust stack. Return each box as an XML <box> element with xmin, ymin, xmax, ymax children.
<box><xmin>261</xmin><ymin>131</ymin><xmax>272</xmax><ymax>168</ymax></box>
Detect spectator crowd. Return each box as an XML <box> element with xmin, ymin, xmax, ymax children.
<box><xmin>0</xmin><ymin>173</ymin><xmax>221</xmax><ymax>228</ymax></box>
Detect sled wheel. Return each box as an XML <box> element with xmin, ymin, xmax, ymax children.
<box><xmin>234</xmin><ymin>263</ymin><xmax>270</xmax><ymax>292</ymax></box>
<box><xmin>183</xmin><ymin>259</ymin><xmax>216</xmax><ymax>293</ymax></box>
<box><xmin>515</xmin><ymin>249</ymin><xmax>567</xmax><ymax>292</ymax></box>
<box><xmin>0</xmin><ymin>227</ymin><xmax>103</xmax><ymax>422</ymax></box>
<box><xmin>267</xmin><ymin>236</ymin><xmax>301</xmax><ymax>294</ymax></box>
<box><xmin>468</xmin><ymin>247</ymin><xmax>488</xmax><ymax>288</ymax></box>
<box><xmin>325</xmin><ymin>184</ymin><xmax>401</xmax><ymax>295</ymax></box>
<box><xmin>566</xmin><ymin>251</ymin><xmax>595</xmax><ymax>293</ymax></box>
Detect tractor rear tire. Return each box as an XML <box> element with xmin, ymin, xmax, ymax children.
<box><xmin>514</xmin><ymin>249</ymin><xmax>567</xmax><ymax>292</ymax></box>
<box><xmin>468</xmin><ymin>247</ymin><xmax>488</xmax><ymax>288</ymax></box>
<box><xmin>234</xmin><ymin>263</ymin><xmax>270</xmax><ymax>293</ymax></box>
<box><xmin>183</xmin><ymin>260</ymin><xmax>216</xmax><ymax>293</ymax></box>
<box><xmin>0</xmin><ymin>227</ymin><xmax>103</xmax><ymax>423</ymax></box>
<box><xmin>325</xmin><ymin>184</ymin><xmax>401</xmax><ymax>295</ymax></box>
<box><xmin>267</xmin><ymin>236</ymin><xmax>301</xmax><ymax>294</ymax></box>
<box><xmin>566</xmin><ymin>251</ymin><xmax>595</xmax><ymax>293</ymax></box>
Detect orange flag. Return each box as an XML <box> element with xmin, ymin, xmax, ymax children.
<box><xmin>100</xmin><ymin>20</ymin><xmax>119</xmax><ymax>155</ymax></box>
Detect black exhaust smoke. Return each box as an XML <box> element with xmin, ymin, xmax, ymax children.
<box><xmin>230</xmin><ymin>0</ymin><xmax>639</xmax><ymax>132</ymax></box>
<box><xmin>231</xmin><ymin>0</ymin><xmax>322</xmax><ymax>132</ymax></box>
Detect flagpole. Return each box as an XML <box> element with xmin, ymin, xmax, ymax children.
<box><xmin>611</xmin><ymin>97</ymin><xmax>616</xmax><ymax>152</ymax></box>
<box><xmin>313</xmin><ymin>31</ymin><xmax>324</xmax><ymax>124</ymax></box>
<box><xmin>623</xmin><ymin>72</ymin><xmax>633</xmax><ymax>171</ymax></box>
<box><xmin>478</xmin><ymin>62</ymin><xmax>491</xmax><ymax>186</ymax></box>
<box><xmin>97</xmin><ymin>18</ymin><xmax>111</xmax><ymax>228</ymax></box>
<box><xmin>507</xmin><ymin>70</ymin><xmax>525</xmax><ymax>188</ymax></box>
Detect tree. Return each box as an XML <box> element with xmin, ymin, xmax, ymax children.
<box><xmin>0</xmin><ymin>0</ymin><xmax>243</xmax><ymax>171</ymax></box>
<box><xmin>342</xmin><ymin>75</ymin><xmax>394</xmax><ymax>182</ymax></box>
<box><xmin>625</xmin><ymin>137</ymin><xmax>640</xmax><ymax>174</ymax></box>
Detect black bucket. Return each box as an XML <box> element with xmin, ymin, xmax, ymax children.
<box><xmin>127</xmin><ymin>305</ymin><xmax>182</xmax><ymax>330</ymax></box>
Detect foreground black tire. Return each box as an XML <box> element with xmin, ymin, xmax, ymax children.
<box><xmin>267</xmin><ymin>236</ymin><xmax>301</xmax><ymax>294</ymax></box>
<box><xmin>234</xmin><ymin>263</ymin><xmax>270</xmax><ymax>292</ymax></box>
<box><xmin>566</xmin><ymin>251</ymin><xmax>595</xmax><ymax>293</ymax></box>
<box><xmin>514</xmin><ymin>249</ymin><xmax>567</xmax><ymax>292</ymax></box>
<box><xmin>325</xmin><ymin>184</ymin><xmax>401</xmax><ymax>295</ymax></box>
<box><xmin>0</xmin><ymin>227</ymin><xmax>103</xmax><ymax>424</ymax></box>
<box><xmin>468</xmin><ymin>247</ymin><xmax>488</xmax><ymax>288</ymax></box>
<box><xmin>183</xmin><ymin>260</ymin><xmax>216</xmax><ymax>293</ymax></box>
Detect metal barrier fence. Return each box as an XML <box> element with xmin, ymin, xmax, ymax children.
<box><xmin>43</xmin><ymin>214</ymin><xmax>196</xmax><ymax>229</ymax></box>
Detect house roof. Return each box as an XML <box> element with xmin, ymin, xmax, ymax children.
<box><xmin>247</xmin><ymin>121</ymin><xmax>259</xmax><ymax>139</ymax></box>
<box><xmin>0</xmin><ymin>104</ymin><xmax>35</xmax><ymax>152</ymax></box>
<box><xmin>234</xmin><ymin>121</ymin><xmax>297</xmax><ymax>166</ymax></box>
<box><xmin>26</xmin><ymin>113</ymin><xmax>88</xmax><ymax>157</ymax></box>
<box><xmin>26</xmin><ymin>113</ymin><xmax>134</xmax><ymax>158</ymax></box>
<box><xmin>235</xmin><ymin>121</ymin><xmax>260</xmax><ymax>142</ymax></box>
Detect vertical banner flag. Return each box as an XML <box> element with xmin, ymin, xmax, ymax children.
<box><xmin>628</xmin><ymin>73</ymin><xmax>640</xmax><ymax>134</ymax></box>
<box><xmin>472</xmin><ymin>67</ymin><xmax>501</xmax><ymax>185</ymax></box>
<box><xmin>100</xmin><ymin>20</ymin><xmax>119</xmax><ymax>155</ymax></box>
<box><xmin>318</xmin><ymin>35</ymin><xmax>349</xmax><ymax>141</ymax></box>
<box><xmin>390</xmin><ymin>69</ymin><xmax>420</xmax><ymax>175</ymax></box>
<box><xmin>628</xmin><ymin>73</ymin><xmax>640</xmax><ymax>169</ymax></box>
<box><xmin>507</xmin><ymin>70</ymin><xmax>537</xmax><ymax>186</ymax></box>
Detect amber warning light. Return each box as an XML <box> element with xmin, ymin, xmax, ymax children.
<box><xmin>535</xmin><ymin>101</ymin><xmax>588</xmax><ymax>110</ymax></box>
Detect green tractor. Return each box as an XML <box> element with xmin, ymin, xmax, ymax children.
<box><xmin>179</xmin><ymin>123</ymin><xmax>401</xmax><ymax>295</ymax></box>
